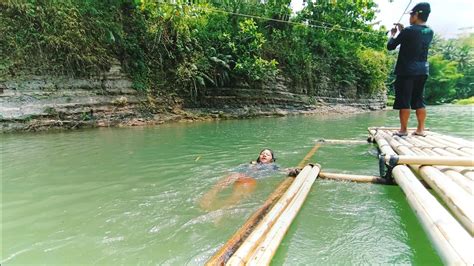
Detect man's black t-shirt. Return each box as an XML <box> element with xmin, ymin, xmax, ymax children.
<box><xmin>387</xmin><ymin>24</ymin><xmax>434</xmax><ymax>76</ymax></box>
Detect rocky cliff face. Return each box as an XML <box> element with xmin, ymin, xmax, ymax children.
<box><xmin>0</xmin><ymin>65</ymin><xmax>386</xmax><ymax>133</ymax></box>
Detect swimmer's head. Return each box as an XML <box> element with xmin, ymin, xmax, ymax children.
<box><xmin>256</xmin><ymin>148</ymin><xmax>275</xmax><ymax>164</ymax></box>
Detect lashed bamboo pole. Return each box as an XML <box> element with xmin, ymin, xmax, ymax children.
<box><xmin>445</xmin><ymin>147</ymin><xmax>472</xmax><ymax>157</ymax></box>
<box><xmin>430</xmin><ymin>132</ymin><xmax>474</xmax><ymax>147</ymax></box>
<box><xmin>392</xmin><ymin>165</ymin><xmax>474</xmax><ymax>265</ymax></box>
<box><xmin>417</xmin><ymin>167</ymin><xmax>474</xmax><ymax>235</ymax></box>
<box><xmin>368</xmin><ymin>126</ymin><xmax>429</xmax><ymax>131</ymax></box>
<box><xmin>425</xmin><ymin>135</ymin><xmax>473</xmax><ymax>157</ymax></box>
<box><xmin>402</xmin><ymin>143</ymin><xmax>473</xmax><ymax>194</ymax></box>
<box><xmin>318</xmin><ymin>172</ymin><xmax>391</xmax><ymax>184</ymax></box>
<box><xmin>462</xmin><ymin>170</ymin><xmax>474</xmax><ymax>182</ymax></box>
<box><xmin>384</xmin><ymin>136</ymin><xmax>474</xmax><ymax>235</ymax></box>
<box><xmin>226</xmin><ymin>166</ymin><xmax>313</xmax><ymax>265</ymax></box>
<box><xmin>316</xmin><ymin>139</ymin><xmax>368</xmax><ymax>145</ymax></box>
<box><xmin>403</xmin><ymin>137</ymin><xmax>474</xmax><ymax>187</ymax></box>
<box><xmin>429</xmin><ymin>133</ymin><xmax>474</xmax><ymax>154</ymax></box>
<box><xmin>245</xmin><ymin>167</ymin><xmax>321</xmax><ymax>266</ymax></box>
<box><xmin>423</xmin><ymin>136</ymin><xmax>473</xmax><ymax>157</ymax></box>
<box><xmin>372</xmin><ymin>130</ymin><xmax>397</xmax><ymax>156</ymax></box>
<box><xmin>382</xmin><ymin>154</ymin><xmax>474</xmax><ymax>167</ymax></box>
<box><xmin>206</xmin><ymin>143</ymin><xmax>321</xmax><ymax>265</ymax></box>
<box><xmin>426</xmin><ymin>135</ymin><xmax>464</xmax><ymax>149</ymax></box>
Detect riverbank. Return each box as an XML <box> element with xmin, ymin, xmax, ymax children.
<box><xmin>0</xmin><ymin>100</ymin><xmax>375</xmax><ymax>133</ymax></box>
<box><xmin>0</xmin><ymin>64</ymin><xmax>386</xmax><ymax>133</ymax></box>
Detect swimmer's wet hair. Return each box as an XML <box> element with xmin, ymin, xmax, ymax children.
<box><xmin>256</xmin><ymin>148</ymin><xmax>276</xmax><ymax>163</ymax></box>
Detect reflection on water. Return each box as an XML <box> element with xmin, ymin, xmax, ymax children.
<box><xmin>3</xmin><ymin>105</ymin><xmax>471</xmax><ymax>265</ymax></box>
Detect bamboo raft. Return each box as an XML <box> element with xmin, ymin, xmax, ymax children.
<box><xmin>206</xmin><ymin>128</ymin><xmax>474</xmax><ymax>265</ymax></box>
<box><xmin>368</xmin><ymin>127</ymin><xmax>474</xmax><ymax>265</ymax></box>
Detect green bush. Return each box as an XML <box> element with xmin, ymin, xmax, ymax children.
<box><xmin>356</xmin><ymin>49</ymin><xmax>389</xmax><ymax>95</ymax></box>
<box><xmin>1</xmin><ymin>0</ymin><xmax>388</xmax><ymax>99</ymax></box>
<box><xmin>425</xmin><ymin>55</ymin><xmax>463</xmax><ymax>104</ymax></box>
<box><xmin>453</xmin><ymin>96</ymin><xmax>474</xmax><ymax>105</ymax></box>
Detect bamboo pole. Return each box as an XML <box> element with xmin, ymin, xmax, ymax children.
<box><xmin>429</xmin><ymin>133</ymin><xmax>474</xmax><ymax>154</ymax></box>
<box><xmin>426</xmin><ymin>135</ymin><xmax>463</xmax><ymax>148</ymax></box>
<box><xmin>226</xmin><ymin>166</ymin><xmax>313</xmax><ymax>265</ymax></box>
<box><xmin>439</xmin><ymin>169</ymin><xmax>473</xmax><ymax>195</ymax></box>
<box><xmin>372</xmin><ymin>130</ymin><xmax>397</xmax><ymax>156</ymax></box>
<box><xmin>462</xmin><ymin>170</ymin><xmax>474</xmax><ymax>182</ymax></box>
<box><xmin>402</xmin><ymin>144</ymin><xmax>474</xmax><ymax>195</ymax></box>
<box><xmin>417</xmin><ymin>166</ymin><xmax>474</xmax><ymax>235</ymax></box>
<box><xmin>206</xmin><ymin>143</ymin><xmax>321</xmax><ymax>265</ymax></box>
<box><xmin>316</xmin><ymin>139</ymin><xmax>368</xmax><ymax>145</ymax></box>
<box><xmin>318</xmin><ymin>172</ymin><xmax>391</xmax><ymax>184</ymax></box>
<box><xmin>385</xmin><ymin>137</ymin><xmax>474</xmax><ymax>235</ymax></box>
<box><xmin>416</xmin><ymin>136</ymin><xmax>473</xmax><ymax>158</ymax></box>
<box><xmin>392</xmin><ymin>165</ymin><xmax>474</xmax><ymax>265</ymax></box>
<box><xmin>383</xmin><ymin>154</ymin><xmax>474</xmax><ymax>167</ymax></box>
<box><xmin>368</xmin><ymin>126</ymin><xmax>429</xmax><ymax>131</ymax></box>
<box><xmin>403</xmin><ymin>137</ymin><xmax>474</xmax><ymax>188</ymax></box>
<box><xmin>245</xmin><ymin>166</ymin><xmax>321</xmax><ymax>266</ymax></box>
<box><xmin>430</xmin><ymin>132</ymin><xmax>474</xmax><ymax>147</ymax></box>
<box><xmin>445</xmin><ymin>147</ymin><xmax>472</xmax><ymax>157</ymax></box>
<box><xmin>205</xmin><ymin>177</ymin><xmax>294</xmax><ymax>265</ymax></box>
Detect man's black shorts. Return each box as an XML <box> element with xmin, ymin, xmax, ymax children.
<box><xmin>393</xmin><ymin>75</ymin><xmax>427</xmax><ymax>110</ymax></box>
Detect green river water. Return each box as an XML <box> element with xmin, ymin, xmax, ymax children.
<box><xmin>1</xmin><ymin>105</ymin><xmax>472</xmax><ymax>265</ymax></box>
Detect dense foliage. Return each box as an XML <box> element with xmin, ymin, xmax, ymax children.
<box><xmin>426</xmin><ymin>34</ymin><xmax>474</xmax><ymax>104</ymax></box>
<box><xmin>1</xmin><ymin>0</ymin><xmax>390</xmax><ymax>102</ymax></box>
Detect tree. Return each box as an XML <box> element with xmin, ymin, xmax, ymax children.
<box><xmin>425</xmin><ymin>55</ymin><xmax>463</xmax><ymax>104</ymax></box>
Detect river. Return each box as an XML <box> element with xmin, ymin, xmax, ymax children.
<box><xmin>2</xmin><ymin>105</ymin><xmax>472</xmax><ymax>264</ymax></box>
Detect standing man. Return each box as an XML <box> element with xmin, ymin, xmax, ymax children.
<box><xmin>387</xmin><ymin>2</ymin><xmax>434</xmax><ymax>137</ymax></box>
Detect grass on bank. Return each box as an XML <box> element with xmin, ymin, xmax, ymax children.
<box><xmin>453</xmin><ymin>97</ymin><xmax>474</xmax><ymax>105</ymax></box>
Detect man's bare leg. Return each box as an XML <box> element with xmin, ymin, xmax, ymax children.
<box><xmin>415</xmin><ymin>108</ymin><xmax>426</xmax><ymax>135</ymax></box>
<box><xmin>399</xmin><ymin>109</ymin><xmax>410</xmax><ymax>134</ymax></box>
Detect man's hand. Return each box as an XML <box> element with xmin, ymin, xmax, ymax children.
<box><xmin>390</xmin><ymin>23</ymin><xmax>404</xmax><ymax>37</ymax></box>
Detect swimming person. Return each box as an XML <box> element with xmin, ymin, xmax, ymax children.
<box><xmin>199</xmin><ymin>149</ymin><xmax>296</xmax><ymax>211</ymax></box>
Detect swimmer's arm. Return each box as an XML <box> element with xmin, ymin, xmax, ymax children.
<box><xmin>284</xmin><ymin>167</ymin><xmax>302</xmax><ymax>177</ymax></box>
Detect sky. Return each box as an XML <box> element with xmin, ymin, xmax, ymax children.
<box><xmin>290</xmin><ymin>0</ymin><xmax>474</xmax><ymax>39</ymax></box>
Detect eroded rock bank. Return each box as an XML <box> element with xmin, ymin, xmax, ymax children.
<box><xmin>0</xmin><ymin>64</ymin><xmax>386</xmax><ymax>133</ymax></box>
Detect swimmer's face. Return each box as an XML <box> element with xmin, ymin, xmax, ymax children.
<box><xmin>258</xmin><ymin>150</ymin><xmax>273</xmax><ymax>164</ymax></box>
